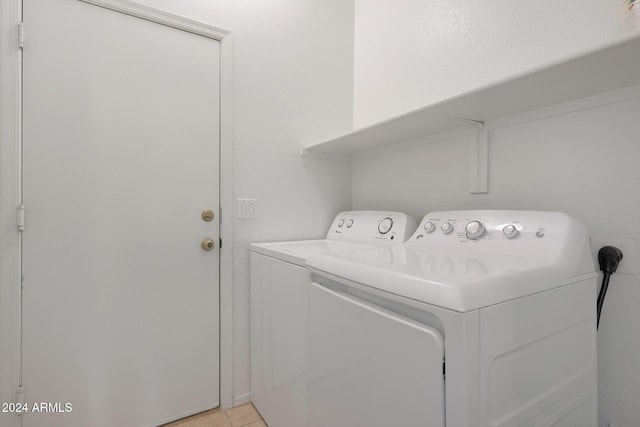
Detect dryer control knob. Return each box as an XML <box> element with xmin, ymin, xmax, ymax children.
<box><xmin>378</xmin><ymin>218</ymin><xmax>393</xmax><ymax>234</ymax></box>
<box><xmin>465</xmin><ymin>220</ymin><xmax>486</xmax><ymax>240</ymax></box>
<box><xmin>338</xmin><ymin>219</ymin><xmax>345</xmax><ymax>227</ymax></box>
<box><xmin>441</xmin><ymin>222</ymin><xmax>454</xmax><ymax>234</ymax></box>
<box><xmin>424</xmin><ymin>221</ymin><xmax>436</xmax><ymax>233</ymax></box>
<box><xmin>346</xmin><ymin>219</ymin><xmax>354</xmax><ymax>228</ymax></box>
<box><xmin>502</xmin><ymin>224</ymin><xmax>519</xmax><ymax>238</ymax></box>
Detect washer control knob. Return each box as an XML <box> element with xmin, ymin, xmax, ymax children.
<box><xmin>502</xmin><ymin>224</ymin><xmax>519</xmax><ymax>238</ymax></box>
<box><xmin>378</xmin><ymin>218</ymin><xmax>393</xmax><ymax>234</ymax></box>
<box><xmin>440</xmin><ymin>222</ymin><xmax>454</xmax><ymax>234</ymax></box>
<box><xmin>346</xmin><ymin>219</ymin><xmax>354</xmax><ymax>228</ymax></box>
<box><xmin>337</xmin><ymin>219</ymin><xmax>345</xmax><ymax>227</ymax></box>
<box><xmin>424</xmin><ymin>221</ymin><xmax>436</xmax><ymax>233</ymax></box>
<box><xmin>465</xmin><ymin>220</ymin><xmax>485</xmax><ymax>240</ymax></box>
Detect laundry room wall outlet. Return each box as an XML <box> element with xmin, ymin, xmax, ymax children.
<box><xmin>591</xmin><ymin>237</ymin><xmax>637</xmax><ymax>275</ymax></box>
<box><xmin>238</xmin><ymin>199</ymin><xmax>257</xmax><ymax>219</ymax></box>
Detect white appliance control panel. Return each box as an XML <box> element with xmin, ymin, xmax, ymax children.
<box><xmin>406</xmin><ymin>211</ymin><xmax>594</xmax><ymax>279</ymax></box>
<box><xmin>409</xmin><ymin>210</ymin><xmax>572</xmax><ymax>245</ymax></box>
<box><xmin>327</xmin><ymin>211</ymin><xmax>417</xmax><ymax>246</ymax></box>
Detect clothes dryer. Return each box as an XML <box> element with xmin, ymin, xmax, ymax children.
<box><xmin>250</xmin><ymin>211</ymin><xmax>416</xmax><ymax>427</ymax></box>
<box><xmin>305</xmin><ymin>210</ymin><xmax>597</xmax><ymax>427</ymax></box>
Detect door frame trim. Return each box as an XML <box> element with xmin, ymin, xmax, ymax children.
<box><xmin>78</xmin><ymin>0</ymin><xmax>230</xmax><ymax>39</ymax></box>
<box><xmin>0</xmin><ymin>0</ymin><xmax>235</xmax><ymax>418</ymax></box>
<box><xmin>0</xmin><ymin>2</ymin><xmax>23</xmax><ymax>426</ymax></box>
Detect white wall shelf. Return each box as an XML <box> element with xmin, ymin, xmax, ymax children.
<box><xmin>300</xmin><ymin>32</ymin><xmax>640</xmax><ymax>159</ymax></box>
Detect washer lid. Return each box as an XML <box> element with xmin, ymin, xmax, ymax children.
<box><xmin>307</xmin><ymin>245</ymin><xmax>596</xmax><ymax>312</ymax></box>
<box><xmin>250</xmin><ymin>239</ymin><xmax>373</xmax><ymax>266</ymax></box>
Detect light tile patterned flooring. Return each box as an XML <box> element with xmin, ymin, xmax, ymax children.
<box><xmin>162</xmin><ymin>403</ymin><xmax>266</xmax><ymax>427</ymax></box>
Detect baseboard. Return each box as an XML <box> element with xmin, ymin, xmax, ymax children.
<box><xmin>233</xmin><ymin>392</ymin><xmax>252</xmax><ymax>407</ymax></box>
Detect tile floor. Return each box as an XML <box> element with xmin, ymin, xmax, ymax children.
<box><xmin>161</xmin><ymin>403</ymin><xmax>266</xmax><ymax>427</ymax></box>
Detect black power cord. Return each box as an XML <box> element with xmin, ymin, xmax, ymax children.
<box><xmin>596</xmin><ymin>246</ymin><xmax>623</xmax><ymax>329</ymax></box>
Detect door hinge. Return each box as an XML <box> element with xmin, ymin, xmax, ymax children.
<box><xmin>219</xmin><ymin>238</ymin><xmax>222</xmax><ymax>249</ymax></box>
<box><xmin>18</xmin><ymin>22</ymin><xmax>24</xmax><ymax>50</ymax></box>
<box><xmin>16</xmin><ymin>386</ymin><xmax>24</xmax><ymax>405</ymax></box>
<box><xmin>16</xmin><ymin>205</ymin><xmax>25</xmax><ymax>231</ymax></box>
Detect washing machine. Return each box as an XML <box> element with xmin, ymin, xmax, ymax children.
<box><xmin>305</xmin><ymin>210</ymin><xmax>597</xmax><ymax>427</ymax></box>
<box><xmin>250</xmin><ymin>211</ymin><xmax>417</xmax><ymax>427</ymax></box>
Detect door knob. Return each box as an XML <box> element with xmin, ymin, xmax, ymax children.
<box><xmin>201</xmin><ymin>238</ymin><xmax>215</xmax><ymax>251</ymax></box>
<box><xmin>202</xmin><ymin>209</ymin><xmax>215</xmax><ymax>222</ymax></box>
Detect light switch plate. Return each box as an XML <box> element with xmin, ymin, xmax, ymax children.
<box><xmin>237</xmin><ymin>198</ymin><xmax>257</xmax><ymax>219</ymax></box>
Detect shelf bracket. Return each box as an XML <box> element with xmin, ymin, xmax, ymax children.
<box><xmin>445</xmin><ymin>116</ymin><xmax>488</xmax><ymax>194</ymax></box>
<box><xmin>468</xmin><ymin>124</ymin><xmax>488</xmax><ymax>194</ymax></box>
<box><xmin>447</xmin><ymin>116</ymin><xmax>489</xmax><ymax>194</ymax></box>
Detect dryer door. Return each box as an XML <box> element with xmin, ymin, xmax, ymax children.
<box><xmin>307</xmin><ymin>281</ymin><xmax>445</xmax><ymax>427</ymax></box>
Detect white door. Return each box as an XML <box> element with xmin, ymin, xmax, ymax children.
<box><xmin>22</xmin><ymin>1</ymin><xmax>220</xmax><ymax>426</ymax></box>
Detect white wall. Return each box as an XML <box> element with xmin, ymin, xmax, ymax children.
<box><xmin>128</xmin><ymin>0</ymin><xmax>355</xmax><ymax>404</ymax></box>
<box><xmin>352</xmin><ymin>2</ymin><xmax>638</xmax><ymax>426</ymax></box>
<box><xmin>353</xmin><ymin>0</ymin><xmax>620</xmax><ymax>128</ymax></box>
